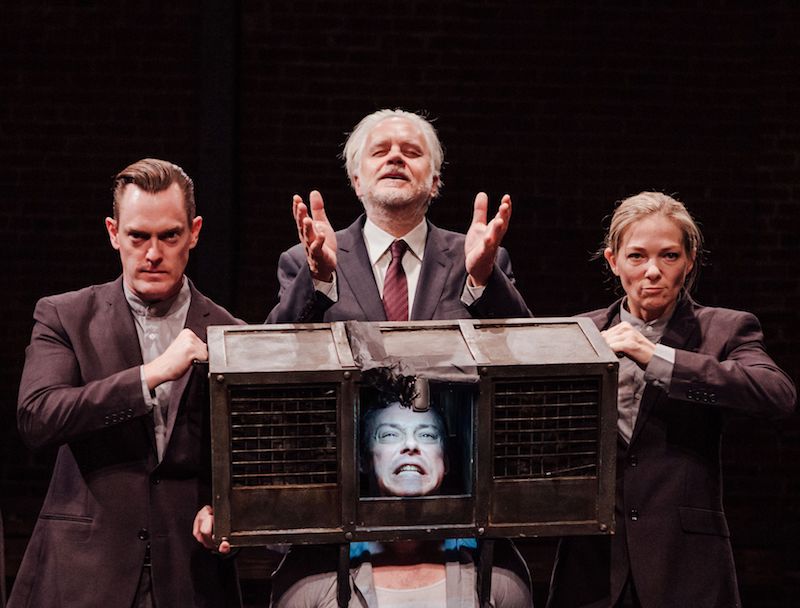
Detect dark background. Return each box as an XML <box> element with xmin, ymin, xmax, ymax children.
<box><xmin>1</xmin><ymin>2</ymin><xmax>798</xmax><ymax>606</ymax></box>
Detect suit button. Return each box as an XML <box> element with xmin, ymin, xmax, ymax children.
<box><xmin>138</xmin><ymin>528</ymin><xmax>150</xmax><ymax>541</ymax></box>
<box><xmin>151</xmin><ymin>476</ymin><xmax>160</xmax><ymax>485</ymax></box>
<box><xmin>629</xmin><ymin>509</ymin><xmax>639</xmax><ymax>521</ymax></box>
<box><xmin>629</xmin><ymin>455</ymin><xmax>638</xmax><ymax>467</ymax></box>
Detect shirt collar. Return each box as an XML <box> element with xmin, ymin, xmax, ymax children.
<box><xmin>123</xmin><ymin>276</ymin><xmax>190</xmax><ymax>318</ymax></box>
<box><xmin>362</xmin><ymin>217</ymin><xmax>428</xmax><ymax>265</ymax></box>
<box><xmin>619</xmin><ymin>296</ymin><xmax>676</xmax><ymax>335</ymax></box>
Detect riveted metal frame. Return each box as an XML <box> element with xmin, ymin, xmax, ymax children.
<box><xmin>208</xmin><ymin>319</ymin><xmax>617</xmax><ymax>547</ymax></box>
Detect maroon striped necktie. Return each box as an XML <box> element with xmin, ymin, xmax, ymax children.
<box><xmin>382</xmin><ymin>239</ymin><xmax>409</xmax><ymax>321</ymax></box>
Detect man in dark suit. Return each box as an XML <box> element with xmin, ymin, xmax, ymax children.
<box><xmin>266</xmin><ymin>108</ymin><xmax>530</xmax><ymax>324</ymax></box>
<box><xmin>11</xmin><ymin>159</ymin><xmax>240</xmax><ymax>608</ymax></box>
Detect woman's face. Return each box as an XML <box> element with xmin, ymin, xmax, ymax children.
<box><xmin>604</xmin><ymin>215</ymin><xmax>694</xmax><ymax>322</ymax></box>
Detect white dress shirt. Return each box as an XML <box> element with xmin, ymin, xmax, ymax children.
<box><xmin>313</xmin><ymin>217</ymin><xmax>485</xmax><ymax>312</ymax></box>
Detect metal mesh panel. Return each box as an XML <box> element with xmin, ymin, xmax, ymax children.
<box><xmin>493</xmin><ymin>378</ymin><xmax>600</xmax><ymax>479</ymax></box>
<box><xmin>229</xmin><ymin>384</ymin><xmax>338</xmax><ymax>487</ymax></box>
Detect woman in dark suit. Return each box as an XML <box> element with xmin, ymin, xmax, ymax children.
<box><xmin>546</xmin><ymin>192</ymin><xmax>796</xmax><ymax>608</ymax></box>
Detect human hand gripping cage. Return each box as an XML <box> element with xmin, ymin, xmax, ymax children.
<box><xmin>206</xmin><ymin>318</ymin><xmax>618</xmax><ymax>547</ymax></box>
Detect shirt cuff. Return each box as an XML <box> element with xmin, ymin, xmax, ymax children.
<box><xmin>460</xmin><ymin>282</ymin><xmax>486</xmax><ymax>306</ymax></box>
<box><xmin>313</xmin><ymin>272</ymin><xmax>338</xmax><ymax>302</ymax></box>
<box><xmin>140</xmin><ymin>365</ymin><xmax>156</xmax><ymax>412</ymax></box>
<box><xmin>644</xmin><ymin>344</ymin><xmax>675</xmax><ymax>391</ymax></box>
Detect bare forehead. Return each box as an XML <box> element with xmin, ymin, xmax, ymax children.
<box><xmin>365</xmin><ymin>117</ymin><xmax>429</xmax><ymax>150</ymax></box>
<box><xmin>117</xmin><ymin>183</ymin><xmax>187</xmax><ymax>224</ymax></box>
<box><xmin>620</xmin><ymin>215</ymin><xmax>686</xmax><ymax>246</ymax></box>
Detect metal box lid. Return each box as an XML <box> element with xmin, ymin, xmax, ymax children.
<box><xmin>208</xmin><ymin>317</ymin><xmax>616</xmax><ymax>374</ymax></box>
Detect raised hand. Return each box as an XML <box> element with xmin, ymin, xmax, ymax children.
<box><xmin>464</xmin><ymin>192</ymin><xmax>512</xmax><ymax>287</ymax></box>
<box><xmin>293</xmin><ymin>190</ymin><xmax>337</xmax><ymax>282</ymax></box>
<box><xmin>142</xmin><ymin>328</ymin><xmax>207</xmax><ymax>390</ymax></box>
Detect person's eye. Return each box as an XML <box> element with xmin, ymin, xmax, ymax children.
<box><xmin>627</xmin><ymin>253</ymin><xmax>644</xmax><ymax>261</ymax></box>
<box><xmin>129</xmin><ymin>232</ymin><xmax>146</xmax><ymax>242</ymax></box>
<box><xmin>403</xmin><ymin>148</ymin><xmax>422</xmax><ymax>158</ymax></box>
<box><xmin>161</xmin><ymin>231</ymin><xmax>180</xmax><ymax>243</ymax></box>
<box><xmin>663</xmin><ymin>252</ymin><xmax>680</xmax><ymax>261</ymax></box>
<box><xmin>417</xmin><ymin>430</ymin><xmax>440</xmax><ymax>443</ymax></box>
<box><xmin>378</xmin><ymin>430</ymin><xmax>400</xmax><ymax>441</ymax></box>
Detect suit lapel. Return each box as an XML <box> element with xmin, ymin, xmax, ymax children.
<box><xmin>411</xmin><ymin>222</ymin><xmax>452</xmax><ymax>320</ymax></box>
<box><xmin>337</xmin><ymin>216</ymin><xmax>387</xmax><ymax>321</ymax></box>
<box><xmin>629</xmin><ymin>295</ymin><xmax>698</xmax><ymax>447</ymax></box>
<box><xmin>184</xmin><ymin>280</ymin><xmax>213</xmax><ymax>342</ymax></box>
<box><xmin>101</xmin><ymin>277</ymin><xmax>158</xmax><ymax>457</ymax></box>
<box><xmin>658</xmin><ymin>295</ymin><xmax>699</xmax><ymax>352</ymax></box>
<box><xmin>162</xmin><ymin>280</ymin><xmax>211</xmax><ymax>452</ymax></box>
<box><xmin>102</xmin><ymin>277</ymin><xmax>145</xmax><ymax>372</ymax></box>
<box><xmin>630</xmin><ymin>384</ymin><xmax>660</xmax><ymax>448</ymax></box>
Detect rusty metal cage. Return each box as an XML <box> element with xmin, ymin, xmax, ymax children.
<box><xmin>208</xmin><ymin>318</ymin><xmax>618</xmax><ymax>546</ymax></box>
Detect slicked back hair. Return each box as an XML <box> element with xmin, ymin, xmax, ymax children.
<box><xmin>112</xmin><ymin>158</ymin><xmax>195</xmax><ymax>223</ymax></box>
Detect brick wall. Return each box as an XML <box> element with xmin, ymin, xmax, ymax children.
<box><xmin>2</xmin><ymin>2</ymin><xmax>798</xmax><ymax>605</ymax></box>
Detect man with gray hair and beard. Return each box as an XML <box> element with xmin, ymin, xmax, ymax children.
<box><xmin>266</xmin><ymin>109</ymin><xmax>530</xmax><ymax>324</ymax></box>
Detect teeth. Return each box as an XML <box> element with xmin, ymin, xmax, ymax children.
<box><xmin>396</xmin><ymin>465</ymin><xmax>422</xmax><ymax>474</ymax></box>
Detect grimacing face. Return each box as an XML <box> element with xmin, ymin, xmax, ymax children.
<box><xmin>353</xmin><ymin>116</ymin><xmax>439</xmax><ymax>212</ymax></box>
<box><xmin>604</xmin><ymin>214</ymin><xmax>694</xmax><ymax>323</ymax></box>
<box><xmin>106</xmin><ymin>183</ymin><xmax>202</xmax><ymax>303</ymax></box>
<box><xmin>368</xmin><ymin>402</ymin><xmax>446</xmax><ymax>497</ymax></box>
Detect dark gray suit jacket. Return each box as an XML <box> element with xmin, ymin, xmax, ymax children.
<box><xmin>11</xmin><ymin>277</ymin><xmax>240</xmax><ymax>608</ymax></box>
<box><xmin>266</xmin><ymin>215</ymin><xmax>531</xmax><ymax>323</ymax></box>
<box><xmin>547</xmin><ymin>295</ymin><xmax>796</xmax><ymax>608</ymax></box>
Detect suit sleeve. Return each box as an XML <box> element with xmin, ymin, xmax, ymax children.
<box><xmin>468</xmin><ymin>247</ymin><xmax>532</xmax><ymax>319</ymax></box>
<box><xmin>266</xmin><ymin>246</ymin><xmax>335</xmax><ymax>324</ymax></box>
<box><xmin>17</xmin><ymin>297</ymin><xmax>150</xmax><ymax>450</ymax></box>
<box><xmin>668</xmin><ymin>310</ymin><xmax>796</xmax><ymax>419</ymax></box>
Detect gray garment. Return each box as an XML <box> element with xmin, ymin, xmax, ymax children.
<box><xmin>615</xmin><ymin>302</ymin><xmax>675</xmax><ymax>443</ymax></box>
<box><xmin>124</xmin><ymin>277</ymin><xmax>191</xmax><ymax>461</ymax></box>
<box><xmin>271</xmin><ymin>542</ymin><xmax>533</xmax><ymax>608</ymax></box>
